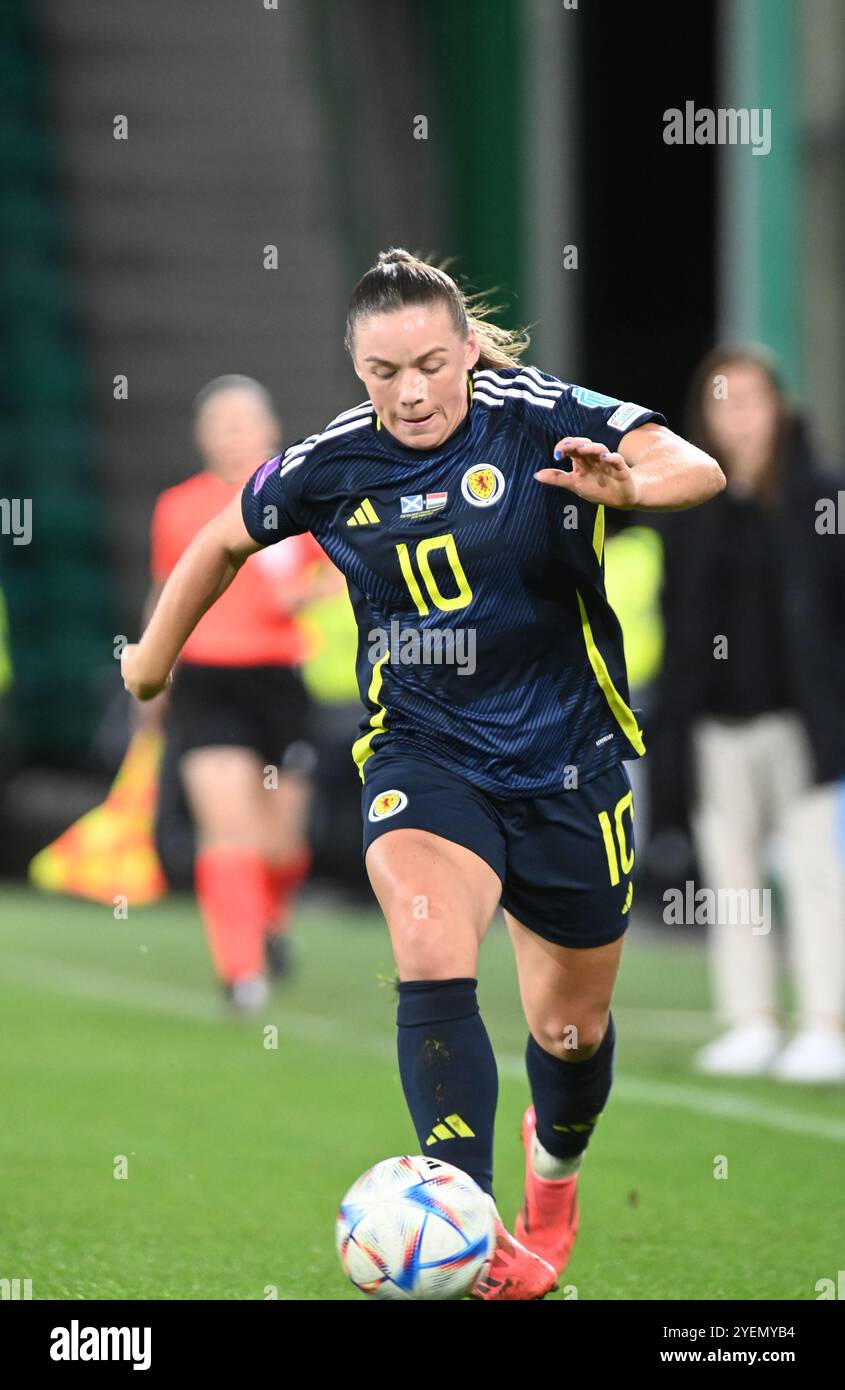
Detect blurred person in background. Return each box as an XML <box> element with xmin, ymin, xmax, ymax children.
<box><xmin>137</xmin><ymin>376</ymin><xmax>341</xmax><ymax>1012</ymax></box>
<box><xmin>655</xmin><ymin>345</ymin><xmax>845</xmax><ymax>1082</ymax></box>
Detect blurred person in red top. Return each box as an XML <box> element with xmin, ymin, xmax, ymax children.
<box><xmin>140</xmin><ymin>375</ymin><xmax>341</xmax><ymax>1012</ymax></box>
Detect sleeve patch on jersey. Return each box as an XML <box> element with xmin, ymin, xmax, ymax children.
<box><xmin>571</xmin><ymin>386</ymin><xmax>622</xmax><ymax>409</ymax></box>
<box><xmin>607</xmin><ymin>402</ymin><xmax>650</xmax><ymax>432</ymax></box>
<box><xmin>252</xmin><ymin>456</ymin><xmax>281</xmax><ymax>495</ymax></box>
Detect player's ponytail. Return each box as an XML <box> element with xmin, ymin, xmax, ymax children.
<box><xmin>344</xmin><ymin>248</ymin><xmax>530</xmax><ymax>370</ymax></box>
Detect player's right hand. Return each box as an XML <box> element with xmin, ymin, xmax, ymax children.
<box><xmin>120</xmin><ymin>643</ymin><xmax>173</xmax><ymax>701</ymax></box>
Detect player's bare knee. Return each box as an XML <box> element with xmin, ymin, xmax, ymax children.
<box><xmin>532</xmin><ymin>1015</ymin><xmax>607</xmax><ymax>1060</ymax></box>
<box><xmin>390</xmin><ymin>913</ymin><xmax>476</xmax><ymax>979</ymax></box>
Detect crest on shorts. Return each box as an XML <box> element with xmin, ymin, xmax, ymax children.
<box><xmin>368</xmin><ymin>788</ymin><xmax>409</xmax><ymax>822</ymax></box>
<box><xmin>461</xmin><ymin>464</ymin><xmax>505</xmax><ymax>507</ymax></box>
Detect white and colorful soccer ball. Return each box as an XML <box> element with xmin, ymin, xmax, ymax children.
<box><xmin>336</xmin><ymin>1155</ymin><xmax>495</xmax><ymax>1300</ymax></box>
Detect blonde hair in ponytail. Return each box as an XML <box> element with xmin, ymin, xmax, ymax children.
<box><xmin>345</xmin><ymin>247</ymin><xmax>531</xmax><ymax>370</ymax></box>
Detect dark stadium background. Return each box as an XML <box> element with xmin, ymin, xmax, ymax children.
<box><xmin>0</xmin><ymin>0</ymin><xmax>836</xmax><ymax>902</ymax></box>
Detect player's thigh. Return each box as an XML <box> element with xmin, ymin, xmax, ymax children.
<box><xmin>505</xmin><ymin>909</ymin><xmax>625</xmax><ymax>1059</ymax></box>
<box><xmin>362</xmin><ymin>752</ymin><xmax>507</xmax><ymax>980</ymax></box>
<box><xmin>499</xmin><ymin>763</ymin><xmax>634</xmax><ymax>1057</ymax></box>
<box><xmin>179</xmin><ymin>745</ymin><xmax>267</xmax><ymax>845</ymax></box>
<box><xmin>366</xmin><ymin>828</ymin><xmax>502</xmax><ymax>981</ymax></box>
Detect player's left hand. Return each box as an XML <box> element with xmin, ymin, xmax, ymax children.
<box><xmin>535</xmin><ymin>437</ymin><xmax>640</xmax><ymax>508</ymax></box>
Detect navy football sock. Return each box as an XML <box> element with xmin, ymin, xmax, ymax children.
<box><xmin>526</xmin><ymin>1012</ymin><xmax>616</xmax><ymax>1160</ymax></box>
<box><xmin>396</xmin><ymin>978</ymin><xmax>498</xmax><ymax>1198</ymax></box>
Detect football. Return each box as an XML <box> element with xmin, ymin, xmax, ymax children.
<box><xmin>336</xmin><ymin>1154</ymin><xmax>495</xmax><ymax>1300</ymax></box>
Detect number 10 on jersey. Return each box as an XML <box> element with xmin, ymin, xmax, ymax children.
<box><xmin>396</xmin><ymin>533</ymin><xmax>473</xmax><ymax>615</ymax></box>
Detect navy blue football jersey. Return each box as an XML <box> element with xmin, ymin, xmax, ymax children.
<box><xmin>241</xmin><ymin>365</ymin><xmax>666</xmax><ymax>796</ymax></box>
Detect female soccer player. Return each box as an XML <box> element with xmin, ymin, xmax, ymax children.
<box><xmin>141</xmin><ymin>376</ymin><xmax>339</xmax><ymax>1011</ymax></box>
<box><xmin>122</xmin><ymin>251</ymin><xmax>724</xmax><ymax>1298</ymax></box>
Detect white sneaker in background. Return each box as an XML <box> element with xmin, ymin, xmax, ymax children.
<box><xmin>692</xmin><ymin>1021</ymin><xmax>783</xmax><ymax>1077</ymax></box>
<box><xmin>227</xmin><ymin>973</ymin><xmax>270</xmax><ymax>1014</ymax></box>
<box><xmin>769</xmin><ymin>1027</ymin><xmax>845</xmax><ymax>1083</ymax></box>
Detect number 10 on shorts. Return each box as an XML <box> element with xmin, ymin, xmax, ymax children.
<box><xmin>598</xmin><ymin>789</ymin><xmax>634</xmax><ymax>886</ymax></box>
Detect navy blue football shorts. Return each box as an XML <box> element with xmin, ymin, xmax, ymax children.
<box><xmin>361</xmin><ymin>750</ymin><xmax>635</xmax><ymax>950</ymax></box>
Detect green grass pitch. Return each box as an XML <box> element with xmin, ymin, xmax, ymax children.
<box><xmin>1</xmin><ymin>885</ymin><xmax>843</xmax><ymax>1300</ymax></box>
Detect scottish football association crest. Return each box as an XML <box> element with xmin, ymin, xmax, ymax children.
<box><xmin>368</xmin><ymin>789</ymin><xmax>409</xmax><ymax>822</ymax></box>
<box><xmin>461</xmin><ymin>464</ymin><xmax>505</xmax><ymax>507</ymax></box>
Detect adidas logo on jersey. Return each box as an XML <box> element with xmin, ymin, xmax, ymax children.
<box><xmin>347</xmin><ymin>498</ymin><xmax>380</xmax><ymax>526</ymax></box>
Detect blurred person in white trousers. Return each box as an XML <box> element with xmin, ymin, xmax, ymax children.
<box><xmin>655</xmin><ymin>345</ymin><xmax>845</xmax><ymax>1082</ymax></box>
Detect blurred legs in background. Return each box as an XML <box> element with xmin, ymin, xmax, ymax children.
<box><xmin>181</xmin><ymin>745</ymin><xmax>311</xmax><ymax>1009</ymax></box>
<box><xmin>260</xmin><ymin>757</ymin><xmax>313</xmax><ymax>977</ymax></box>
<box><xmin>690</xmin><ymin>711</ymin><xmax>845</xmax><ymax>1081</ymax></box>
<box><xmin>776</xmin><ymin>782</ymin><xmax>845</xmax><ymax>1080</ymax></box>
<box><xmin>691</xmin><ymin>714</ymin><xmax>783</xmax><ymax>1060</ymax></box>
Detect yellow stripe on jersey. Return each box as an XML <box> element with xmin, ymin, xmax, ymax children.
<box><xmin>592</xmin><ymin>504</ymin><xmax>605</xmax><ymax>563</ymax></box>
<box><xmin>361</xmin><ymin>497</ymin><xmax>379</xmax><ymax>523</ymax></box>
<box><xmin>576</xmin><ymin>589</ymin><xmax>645</xmax><ymax>756</ymax></box>
<box><xmin>351</xmin><ymin>649</ymin><xmax>390</xmax><ymax>779</ymax></box>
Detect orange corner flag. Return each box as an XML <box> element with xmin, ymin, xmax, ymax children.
<box><xmin>28</xmin><ymin>728</ymin><xmax>168</xmax><ymax>906</ymax></box>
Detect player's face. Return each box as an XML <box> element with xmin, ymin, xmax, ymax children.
<box><xmin>701</xmin><ymin>361</ymin><xmax>780</xmax><ymax>479</ymax></box>
<box><xmin>194</xmin><ymin>389</ymin><xmax>280</xmax><ymax>484</ymax></box>
<box><xmin>352</xmin><ymin>303</ymin><xmax>480</xmax><ymax>448</ymax></box>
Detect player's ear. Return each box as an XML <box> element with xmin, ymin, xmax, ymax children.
<box><xmin>464</xmin><ymin>327</ymin><xmax>481</xmax><ymax>371</ymax></box>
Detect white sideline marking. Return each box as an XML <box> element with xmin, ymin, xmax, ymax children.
<box><xmin>4</xmin><ymin>952</ymin><xmax>845</xmax><ymax>1146</ymax></box>
<box><xmin>608</xmin><ymin>1077</ymin><xmax>845</xmax><ymax>1143</ymax></box>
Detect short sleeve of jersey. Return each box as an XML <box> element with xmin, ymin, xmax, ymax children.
<box><xmin>522</xmin><ymin>368</ymin><xmax>667</xmax><ymax>456</ymax></box>
<box><xmin>241</xmin><ymin>447</ymin><xmax>308</xmax><ymax>547</ymax></box>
